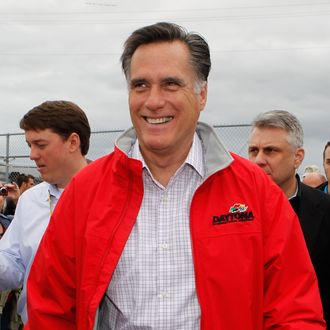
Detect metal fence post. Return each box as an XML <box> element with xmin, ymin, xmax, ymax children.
<box><xmin>5</xmin><ymin>134</ymin><xmax>9</xmax><ymax>183</ymax></box>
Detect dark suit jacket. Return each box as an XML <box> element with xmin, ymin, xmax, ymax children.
<box><xmin>0</xmin><ymin>213</ymin><xmax>13</xmax><ymax>231</ymax></box>
<box><xmin>317</xmin><ymin>181</ymin><xmax>328</xmax><ymax>193</ymax></box>
<box><xmin>290</xmin><ymin>176</ymin><xmax>330</xmax><ymax>326</ymax></box>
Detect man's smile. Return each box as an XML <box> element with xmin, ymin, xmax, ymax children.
<box><xmin>143</xmin><ymin>116</ymin><xmax>173</xmax><ymax>125</ymax></box>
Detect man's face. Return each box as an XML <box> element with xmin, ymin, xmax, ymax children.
<box><xmin>248</xmin><ymin>127</ymin><xmax>304</xmax><ymax>189</ymax></box>
<box><xmin>20</xmin><ymin>177</ymin><xmax>35</xmax><ymax>193</ymax></box>
<box><xmin>25</xmin><ymin>129</ymin><xmax>73</xmax><ymax>188</ymax></box>
<box><xmin>128</xmin><ymin>41</ymin><xmax>207</xmax><ymax>159</ymax></box>
<box><xmin>27</xmin><ymin>178</ymin><xmax>35</xmax><ymax>189</ymax></box>
<box><xmin>323</xmin><ymin>146</ymin><xmax>330</xmax><ymax>183</ymax></box>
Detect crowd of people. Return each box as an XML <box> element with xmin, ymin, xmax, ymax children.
<box><xmin>0</xmin><ymin>174</ymin><xmax>34</xmax><ymax>329</ymax></box>
<box><xmin>0</xmin><ymin>22</ymin><xmax>329</xmax><ymax>330</ymax></box>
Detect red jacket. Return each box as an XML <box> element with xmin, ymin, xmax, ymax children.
<box><xmin>26</xmin><ymin>137</ymin><xmax>325</xmax><ymax>329</ymax></box>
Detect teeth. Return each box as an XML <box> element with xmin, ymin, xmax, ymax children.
<box><xmin>146</xmin><ymin>116</ymin><xmax>173</xmax><ymax>124</ymax></box>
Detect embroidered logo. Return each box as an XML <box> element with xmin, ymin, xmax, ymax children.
<box><xmin>229</xmin><ymin>203</ymin><xmax>248</xmax><ymax>213</ymax></box>
<box><xmin>213</xmin><ymin>203</ymin><xmax>254</xmax><ymax>225</ymax></box>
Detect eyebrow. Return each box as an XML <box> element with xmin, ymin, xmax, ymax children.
<box><xmin>130</xmin><ymin>78</ymin><xmax>146</xmax><ymax>86</ymax></box>
<box><xmin>26</xmin><ymin>138</ymin><xmax>48</xmax><ymax>144</ymax></box>
<box><xmin>162</xmin><ymin>76</ymin><xmax>185</xmax><ymax>85</ymax></box>
<box><xmin>130</xmin><ymin>76</ymin><xmax>185</xmax><ymax>86</ymax></box>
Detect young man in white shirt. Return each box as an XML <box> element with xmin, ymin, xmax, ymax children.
<box><xmin>0</xmin><ymin>100</ymin><xmax>91</xmax><ymax>324</ymax></box>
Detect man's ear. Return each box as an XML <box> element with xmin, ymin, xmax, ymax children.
<box><xmin>294</xmin><ymin>147</ymin><xmax>305</xmax><ymax>169</ymax></box>
<box><xmin>67</xmin><ymin>133</ymin><xmax>81</xmax><ymax>152</ymax></box>
<box><xmin>199</xmin><ymin>82</ymin><xmax>208</xmax><ymax>112</ymax></box>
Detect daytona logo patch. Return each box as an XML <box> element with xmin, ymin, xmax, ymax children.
<box><xmin>213</xmin><ymin>203</ymin><xmax>254</xmax><ymax>225</ymax></box>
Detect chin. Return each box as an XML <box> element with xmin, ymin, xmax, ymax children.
<box><xmin>143</xmin><ymin>138</ymin><xmax>170</xmax><ymax>150</ymax></box>
<box><xmin>41</xmin><ymin>175</ymin><xmax>52</xmax><ymax>184</ymax></box>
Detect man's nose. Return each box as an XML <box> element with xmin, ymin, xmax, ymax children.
<box><xmin>145</xmin><ymin>86</ymin><xmax>166</xmax><ymax>110</ymax></box>
<box><xmin>254</xmin><ymin>152</ymin><xmax>267</xmax><ymax>166</ymax></box>
<box><xmin>29</xmin><ymin>147</ymin><xmax>39</xmax><ymax>160</ymax></box>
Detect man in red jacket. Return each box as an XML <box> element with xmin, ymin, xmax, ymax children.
<box><xmin>26</xmin><ymin>22</ymin><xmax>325</xmax><ymax>330</ymax></box>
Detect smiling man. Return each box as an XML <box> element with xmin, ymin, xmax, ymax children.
<box><xmin>0</xmin><ymin>100</ymin><xmax>90</xmax><ymax>324</ymax></box>
<box><xmin>248</xmin><ymin>110</ymin><xmax>330</xmax><ymax>326</ymax></box>
<box><xmin>26</xmin><ymin>23</ymin><xmax>325</xmax><ymax>330</ymax></box>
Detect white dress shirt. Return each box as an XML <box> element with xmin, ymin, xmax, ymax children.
<box><xmin>0</xmin><ymin>181</ymin><xmax>62</xmax><ymax>323</ymax></box>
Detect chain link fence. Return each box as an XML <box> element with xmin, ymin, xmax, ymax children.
<box><xmin>0</xmin><ymin>124</ymin><xmax>251</xmax><ymax>183</ymax></box>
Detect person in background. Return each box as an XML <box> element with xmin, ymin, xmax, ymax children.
<box><xmin>0</xmin><ymin>182</ymin><xmax>20</xmax><ymax>329</ymax></box>
<box><xmin>0</xmin><ymin>186</ymin><xmax>12</xmax><ymax>237</ymax></box>
<box><xmin>0</xmin><ymin>212</ymin><xmax>14</xmax><ymax>329</ymax></box>
<box><xmin>303</xmin><ymin>172</ymin><xmax>327</xmax><ymax>188</ymax></box>
<box><xmin>304</xmin><ymin>164</ymin><xmax>320</xmax><ymax>174</ymax></box>
<box><xmin>16</xmin><ymin>174</ymin><xmax>35</xmax><ymax>194</ymax></box>
<box><xmin>318</xmin><ymin>141</ymin><xmax>330</xmax><ymax>194</ymax></box>
<box><xmin>1</xmin><ymin>174</ymin><xmax>34</xmax><ymax>217</ymax></box>
<box><xmin>0</xmin><ymin>212</ymin><xmax>12</xmax><ymax>239</ymax></box>
<box><xmin>26</xmin><ymin>23</ymin><xmax>325</xmax><ymax>330</ymax></box>
<box><xmin>0</xmin><ymin>181</ymin><xmax>20</xmax><ymax>216</ymax></box>
<box><xmin>248</xmin><ymin>110</ymin><xmax>330</xmax><ymax>326</ymax></box>
<box><xmin>0</xmin><ymin>100</ymin><xmax>91</xmax><ymax>324</ymax></box>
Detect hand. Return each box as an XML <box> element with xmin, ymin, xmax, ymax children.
<box><xmin>2</xmin><ymin>182</ymin><xmax>20</xmax><ymax>202</ymax></box>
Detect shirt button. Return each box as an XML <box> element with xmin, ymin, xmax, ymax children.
<box><xmin>158</xmin><ymin>292</ymin><xmax>168</xmax><ymax>299</ymax></box>
<box><xmin>160</xmin><ymin>243</ymin><xmax>168</xmax><ymax>250</ymax></box>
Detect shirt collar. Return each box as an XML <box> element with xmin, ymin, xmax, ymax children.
<box><xmin>130</xmin><ymin>133</ymin><xmax>205</xmax><ymax>179</ymax></box>
<box><xmin>48</xmin><ymin>183</ymin><xmax>63</xmax><ymax>199</ymax></box>
<box><xmin>289</xmin><ymin>174</ymin><xmax>302</xmax><ymax>200</ymax></box>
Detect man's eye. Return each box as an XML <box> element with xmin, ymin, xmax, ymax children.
<box><xmin>167</xmin><ymin>80</ymin><xmax>177</xmax><ymax>86</ymax></box>
<box><xmin>131</xmin><ymin>81</ymin><xmax>147</xmax><ymax>90</ymax></box>
<box><xmin>135</xmin><ymin>83</ymin><xmax>146</xmax><ymax>88</ymax></box>
<box><xmin>164</xmin><ymin>80</ymin><xmax>180</xmax><ymax>90</ymax></box>
<box><xmin>265</xmin><ymin>148</ymin><xmax>276</xmax><ymax>154</ymax></box>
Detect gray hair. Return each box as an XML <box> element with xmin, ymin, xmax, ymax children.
<box><xmin>250</xmin><ymin>110</ymin><xmax>304</xmax><ymax>149</ymax></box>
<box><xmin>120</xmin><ymin>22</ymin><xmax>211</xmax><ymax>89</ymax></box>
<box><xmin>303</xmin><ymin>164</ymin><xmax>320</xmax><ymax>174</ymax></box>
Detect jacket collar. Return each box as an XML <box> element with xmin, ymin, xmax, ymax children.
<box><xmin>294</xmin><ymin>174</ymin><xmax>302</xmax><ymax>198</ymax></box>
<box><xmin>115</xmin><ymin>121</ymin><xmax>233</xmax><ymax>179</ymax></box>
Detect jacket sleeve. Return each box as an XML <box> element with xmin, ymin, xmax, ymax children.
<box><xmin>262</xmin><ymin>180</ymin><xmax>326</xmax><ymax>329</ymax></box>
<box><xmin>26</xmin><ymin>182</ymin><xmax>77</xmax><ymax>329</ymax></box>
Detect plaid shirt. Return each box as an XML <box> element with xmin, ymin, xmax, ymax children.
<box><xmin>98</xmin><ymin>133</ymin><xmax>205</xmax><ymax>329</ymax></box>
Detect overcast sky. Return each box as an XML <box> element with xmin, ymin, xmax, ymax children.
<box><xmin>1</xmin><ymin>0</ymin><xmax>329</xmax><ymax>174</ymax></box>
